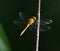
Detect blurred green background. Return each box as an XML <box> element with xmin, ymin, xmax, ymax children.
<box><xmin>0</xmin><ymin>22</ymin><xmax>12</xmax><ymax>51</ymax></box>
<box><xmin>0</xmin><ymin>0</ymin><xmax>59</xmax><ymax>51</ymax></box>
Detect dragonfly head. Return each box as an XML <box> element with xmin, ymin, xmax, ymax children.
<box><xmin>32</xmin><ymin>16</ymin><xmax>36</xmax><ymax>21</ymax></box>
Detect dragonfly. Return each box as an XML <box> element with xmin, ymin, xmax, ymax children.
<box><xmin>13</xmin><ymin>12</ymin><xmax>53</xmax><ymax>36</ymax></box>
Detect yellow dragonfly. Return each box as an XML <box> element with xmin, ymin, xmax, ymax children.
<box><xmin>13</xmin><ymin>12</ymin><xmax>53</xmax><ymax>36</ymax></box>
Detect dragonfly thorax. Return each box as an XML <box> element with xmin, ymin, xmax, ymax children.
<box><xmin>28</xmin><ymin>16</ymin><xmax>36</xmax><ymax>25</ymax></box>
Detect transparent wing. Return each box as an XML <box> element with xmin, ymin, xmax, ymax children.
<box><xmin>40</xmin><ymin>19</ymin><xmax>53</xmax><ymax>25</ymax></box>
<box><xmin>33</xmin><ymin>19</ymin><xmax>53</xmax><ymax>26</ymax></box>
<box><xmin>29</xmin><ymin>25</ymin><xmax>51</xmax><ymax>32</ymax></box>
<box><xmin>13</xmin><ymin>12</ymin><xmax>27</xmax><ymax>25</ymax></box>
<box><xmin>19</xmin><ymin>12</ymin><xmax>27</xmax><ymax>21</ymax></box>
<box><xmin>29</xmin><ymin>19</ymin><xmax>53</xmax><ymax>32</ymax></box>
<box><xmin>40</xmin><ymin>25</ymin><xmax>51</xmax><ymax>31</ymax></box>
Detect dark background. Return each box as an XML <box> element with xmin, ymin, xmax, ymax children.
<box><xmin>0</xmin><ymin>0</ymin><xmax>59</xmax><ymax>51</ymax></box>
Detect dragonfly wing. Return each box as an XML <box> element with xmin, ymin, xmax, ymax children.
<box><xmin>19</xmin><ymin>12</ymin><xmax>27</xmax><ymax>21</ymax></box>
<box><xmin>29</xmin><ymin>19</ymin><xmax>53</xmax><ymax>32</ymax></box>
<box><xmin>13</xmin><ymin>19</ymin><xmax>26</xmax><ymax>27</ymax></box>
<box><xmin>33</xmin><ymin>19</ymin><xmax>53</xmax><ymax>26</ymax></box>
<box><xmin>29</xmin><ymin>25</ymin><xmax>51</xmax><ymax>32</ymax></box>
<box><xmin>40</xmin><ymin>25</ymin><xmax>51</xmax><ymax>31</ymax></box>
<box><xmin>13</xmin><ymin>19</ymin><xmax>21</xmax><ymax>24</ymax></box>
<box><xmin>13</xmin><ymin>12</ymin><xmax>27</xmax><ymax>25</ymax></box>
<box><xmin>40</xmin><ymin>19</ymin><xmax>53</xmax><ymax>25</ymax></box>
